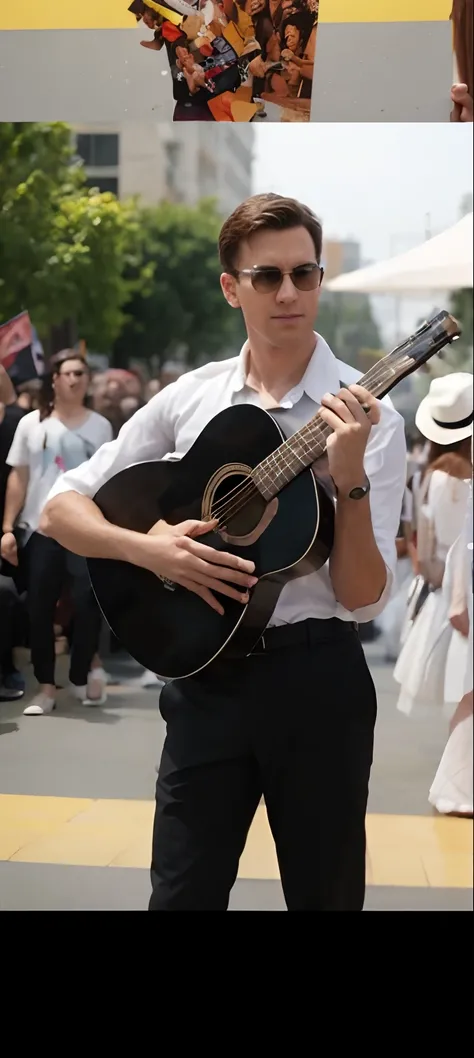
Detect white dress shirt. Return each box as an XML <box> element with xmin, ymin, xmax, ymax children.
<box><xmin>46</xmin><ymin>333</ymin><xmax>407</xmax><ymax>624</ymax></box>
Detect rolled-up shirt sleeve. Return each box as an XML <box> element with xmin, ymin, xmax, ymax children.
<box><xmin>44</xmin><ymin>388</ymin><xmax>176</xmax><ymax>507</ymax></box>
<box><xmin>339</xmin><ymin>404</ymin><xmax>407</xmax><ymax>623</ymax></box>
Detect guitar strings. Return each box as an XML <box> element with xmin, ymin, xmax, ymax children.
<box><xmin>210</xmin><ymin>353</ymin><xmax>406</xmax><ymax>527</ymax></box>
<box><xmin>209</xmin><ymin>351</ymin><xmax>410</xmax><ymax>529</ymax></box>
<box><xmin>211</xmin><ymin>320</ymin><xmax>452</xmax><ymax>528</ymax></box>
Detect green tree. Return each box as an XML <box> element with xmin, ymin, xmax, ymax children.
<box><xmin>113</xmin><ymin>198</ymin><xmax>245</xmax><ymax>372</ymax></box>
<box><xmin>52</xmin><ymin>191</ymin><xmax>141</xmax><ymax>351</ymax></box>
<box><xmin>447</xmin><ymin>288</ymin><xmax>473</xmax><ymax>370</ymax></box>
<box><xmin>0</xmin><ymin>122</ymin><xmax>138</xmax><ymax>352</ymax></box>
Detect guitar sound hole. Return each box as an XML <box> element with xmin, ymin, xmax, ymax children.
<box><xmin>211</xmin><ymin>474</ymin><xmax>266</xmax><ymax>536</ymax></box>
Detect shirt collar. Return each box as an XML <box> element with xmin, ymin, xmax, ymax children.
<box><xmin>231</xmin><ymin>332</ymin><xmax>341</xmax><ymax>406</ymax></box>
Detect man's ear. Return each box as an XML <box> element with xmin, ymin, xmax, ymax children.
<box><xmin>220</xmin><ymin>272</ymin><xmax>241</xmax><ymax>309</ymax></box>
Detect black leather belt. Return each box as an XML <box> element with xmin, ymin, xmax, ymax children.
<box><xmin>249</xmin><ymin>617</ymin><xmax>358</xmax><ymax>654</ymax></box>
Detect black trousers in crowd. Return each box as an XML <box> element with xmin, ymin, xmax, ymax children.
<box><xmin>23</xmin><ymin>532</ymin><xmax>101</xmax><ymax>687</ymax></box>
<box><xmin>149</xmin><ymin>618</ymin><xmax>377</xmax><ymax>912</ymax></box>
<box><xmin>0</xmin><ymin>573</ymin><xmax>27</xmax><ymax>676</ymax></box>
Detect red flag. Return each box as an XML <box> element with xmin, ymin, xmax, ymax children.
<box><xmin>0</xmin><ymin>311</ymin><xmax>33</xmax><ymax>372</ymax></box>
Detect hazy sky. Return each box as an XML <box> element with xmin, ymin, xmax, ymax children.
<box><xmin>253</xmin><ymin>123</ymin><xmax>473</xmax><ymax>341</ymax></box>
<box><xmin>253</xmin><ymin>123</ymin><xmax>473</xmax><ymax>263</ymax></box>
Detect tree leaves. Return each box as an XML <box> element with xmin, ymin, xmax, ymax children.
<box><xmin>113</xmin><ymin>198</ymin><xmax>245</xmax><ymax>371</ymax></box>
<box><xmin>0</xmin><ymin>123</ymin><xmax>142</xmax><ymax>351</ymax></box>
<box><xmin>0</xmin><ymin>123</ymin><xmax>244</xmax><ymax>367</ymax></box>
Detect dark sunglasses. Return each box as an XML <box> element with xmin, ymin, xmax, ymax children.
<box><xmin>235</xmin><ymin>262</ymin><xmax>324</xmax><ymax>293</ymax></box>
<box><xmin>58</xmin><ymin>369</ymin><xmax>88</xmax><ymax>379</ymax></box>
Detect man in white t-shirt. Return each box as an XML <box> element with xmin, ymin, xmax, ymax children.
<box><xmin>1</xmin><ymin>351</ymin><xmax>113</xmax><ymax>715</ymax></box>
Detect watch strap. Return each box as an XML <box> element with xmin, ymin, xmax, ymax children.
<box><xmin>335</xmin><ymin>476</ymin><xmax>371</xmax><ymax>500</ymax></box>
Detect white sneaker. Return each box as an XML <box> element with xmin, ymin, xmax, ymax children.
<box><xmin>128</xmin><ymin>669</ymin><xmax>164</xmax><ymax>689</ymax></box>
<box><xmin>82</xmin><ymin>667</ymin><xmax>107</xmax><ymax>707</ymax></box>
<box><xmin>23</xmin><ymin>693</ymin><xmax>56</xmax><ymax>716</ymax></box>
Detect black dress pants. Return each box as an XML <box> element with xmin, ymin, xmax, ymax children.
<box><xmin>149</xmin><ymin>618</ymin><xmax>377</xmax><ymax>912</ymax></box>
<box><xmin>24</xmin><ymin>532</ymin><xmax>101</xmax><ymax>687</ymax></box>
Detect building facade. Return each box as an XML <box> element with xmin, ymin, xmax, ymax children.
<box><xmin>322</xmin><ymin>238</ymin><xmax>362</xmax><ymax>281</ymax></box>
<box><xmin>73</xmin><ymin>123</ymin><xmax>254</xmax><ymax>216</ymax></box>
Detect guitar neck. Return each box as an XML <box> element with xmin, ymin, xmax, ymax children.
<box><xmin>252</xmin><ymin>311</ymin><xmax>460</xmax><ymax>501</ymax></box>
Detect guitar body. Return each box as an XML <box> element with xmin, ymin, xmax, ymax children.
<box><xmin>88</xmin><ymin>404</ymin><xmax>335</xmax><ymax>679</ymax></box>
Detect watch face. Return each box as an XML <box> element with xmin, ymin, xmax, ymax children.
<box><xmin>349</xmin><ymin>486</ymin><xmax>367</xmax><ymax>500</ymax></box>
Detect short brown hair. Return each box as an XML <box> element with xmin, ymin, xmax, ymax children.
<box><xmin>219</xmin><ymin>193</ymin><xmax>323</xmax><ymax>273</ymax></box>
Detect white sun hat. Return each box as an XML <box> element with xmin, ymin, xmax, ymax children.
<box><xmin>415</xmin><ymin>372</ymin><xmax>473</xmax><ymax>445</ymax></box>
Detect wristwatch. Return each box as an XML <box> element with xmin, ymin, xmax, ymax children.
<box><xmin>337</xmin><ymin>476</ymin><xmax>371</xmax><ymax>500</ymax></box>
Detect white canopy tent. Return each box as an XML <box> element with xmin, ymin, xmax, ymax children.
<box><xmin>326</xmin><ymin>213</ymin><xmax>473</xmax><ymax>294</ymax></box>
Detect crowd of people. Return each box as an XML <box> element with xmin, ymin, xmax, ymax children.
<box><xmin>129</xmin><ymin>0</ymin><xmax>318</xmax><ymax>121</ymax></box>
<box><xmin>0</xmin><ymin>354</ymin><xmax>176</xmax><ymax>712</ymax></box>
<box><xmin>0</xmin><ymin>347</ymin><xmax>472</xmax><ymax>819</ymax></box>
<box><xmin>129</xmin><ymin>0</ymin><xmax>474</xmax><ymax>124</ymax></box>
<box><xmin>377</xmin><ymin>371</ymin><xmax>473</xmax><ymax>818</ymax></box>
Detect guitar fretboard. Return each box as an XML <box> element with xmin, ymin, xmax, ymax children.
<box><xmin>251</xmin><ymin>311</ymin><xmax>459</xmax><ymax>501</ymax></box>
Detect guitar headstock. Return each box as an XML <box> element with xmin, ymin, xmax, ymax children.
<box><xmin>363</xmin><ymin>311</ymin><xmax>463</xmax><ymax>402</ymax></box>
<box><xmin>396</xmin><ymin>310</ymin><xmax>461</xmax><ymax>368</ymax></box>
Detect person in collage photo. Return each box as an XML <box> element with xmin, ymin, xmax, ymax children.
<box><xmin>129</xmin><ymin>0</ymin><xmax>318</xmax><ymax>121</ymax></box>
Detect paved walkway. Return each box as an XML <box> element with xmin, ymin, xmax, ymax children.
<box><xmin>0</xmin><ymin>645</ymin><xmax>472</xmax><ymax>911</ymax></box>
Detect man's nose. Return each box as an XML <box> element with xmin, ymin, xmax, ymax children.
<box><xmin>276</xmin><ymin>273</ymin><xmax>298</xmax><ymax>302</ymax></box>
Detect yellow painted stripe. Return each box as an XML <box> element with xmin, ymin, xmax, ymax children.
<box><xmin>0</xmin><ymin>795</ymin><xmax>472</xmax><ymax>888</ymax></box>
<box><xmin>318</xmin><ymin>1</ymin><xmax>451</xmax><ymax>22</ymax></box>
<box><xmin>0</xmin><ymin>1</ymin><xmax>133</xmax><ymax>30</ymax></box>
<box><xmin>0</xmin><ymin>0</ymin><xmax>451</xmax><ymax>29</ymax></box>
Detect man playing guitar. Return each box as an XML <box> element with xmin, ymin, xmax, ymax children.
<box><xmin>40</xmin><ymin>194</ymin><xmax>407</xmax><ymax>911</ymax></box>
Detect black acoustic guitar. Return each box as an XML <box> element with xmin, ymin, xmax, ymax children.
<box><xmin>88</xmin><ymin>311</ymin><xmax>460</xmax><ymax>679</ymax></box>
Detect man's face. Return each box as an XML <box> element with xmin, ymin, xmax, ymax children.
<box><xmin>221</xmin><ymin>225</ymin><xmax>322</xmax><ymax>349</ymax></box>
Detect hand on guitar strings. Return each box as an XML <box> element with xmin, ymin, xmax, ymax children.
<box><xmin>318</xmin><ymin>384</ymin><xmax>380</xmax><ymax>495</ymax></box>
<box><xmin>141</xmin><ymin>518</ymin><xmax>258</xmax><ymax>615</ymax></box>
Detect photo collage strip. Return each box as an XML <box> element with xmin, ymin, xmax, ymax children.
<box><xmin>129</xmin><ymin>0</ymin><xmax>318</xmax><ymax>121</ymax></box>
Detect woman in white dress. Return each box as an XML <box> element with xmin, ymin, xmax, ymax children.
<box><xmin>394</xmin><ymin>373</ymin><xmax>472</xmax><ymax>717</ymax></box>
<box><xmin>429</xmin><ymin>479</ymin><xmax>473</xmax><ymax>816</ymax></box>
<box><xmin>377</xmin><ymin>481</ymin><xmax>415</xmax><ymax>661</ymax></box>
